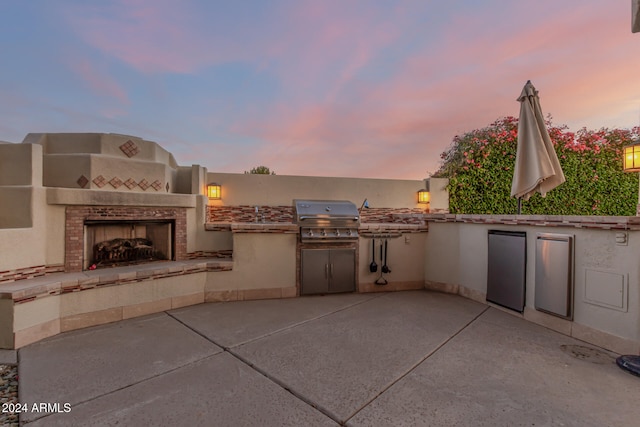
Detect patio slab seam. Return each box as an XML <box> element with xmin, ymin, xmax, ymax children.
<box><xmin>164</xmin><ymin>293</ymin><xmax>398</xmax><ymax>425</ymax></box>
<box><xmin>227</xmin><ymin>347</ymin><xmax>342</xmax><ymax>424</ymax></box>
<box><xmin>21</xmin><ymin>352</ymin><xmax>225</xmax><ymax>425</ymax></box>
<box><xmin>168</xmin><ymin>292</ymin><xmax>387</xmax><ymax>350</ymax></box>
<box><xmin>343</xmin><ymin>305</ymin><xmax>491</xmax><ymax>424</ymax></box>
<box><xmin>166</xmin><ymin>307</ymin><xmax>351</xmax><ymax>425</ymax></box>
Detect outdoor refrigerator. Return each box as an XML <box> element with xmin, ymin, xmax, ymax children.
<box><xmin>487</xmin><ymin>230</ymin><xmax>527</xmax><ymax>312</ymax></box>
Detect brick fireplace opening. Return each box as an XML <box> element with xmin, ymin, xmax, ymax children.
<box><xmin>65</xmin><ymin>206</ymin><xmax>187</xmax><ymax>272</ymax></box>
<box><xmin>85</xmin><ymin>220</ymin><xmax>174</xmax><ymax>270</ymax></box>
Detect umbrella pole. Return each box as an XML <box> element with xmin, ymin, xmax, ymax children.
<box><xmin>517</xmin><ymin>198</ymin><xmax>522</xmax><ymax>215</ymax></box>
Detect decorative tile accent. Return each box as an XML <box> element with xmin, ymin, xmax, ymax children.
<box><xmin>109</xmin><ymin>177</ymin><xmax>123</xmax><ymax>189</ymax></box>
<box><xmin>165</xmin><ymin>182</ymin><xmax>170</xmax><ymax>192</ymax></box>
<box><xmin>207</xmin><ymin>205</ymin><xmax>294</xmax><ymax>223</ymax></box>
<box><xmin>138</xmin><ymin>179</ymin><xmax>150</xmax><ymax>191</ymax></box>
<box><xmin>77</xmin><ymin>175</ymin><xmax>89</xmax><ymax>188</ymax></box>
<box><xmin>151</xmin><ymin>180</ymin><xmax>163</xmax><ymax>191</ymax></box>
<box><xmin>124</xmin><ymin>178</ymin><xmax>137</xmax><ymax>189</ymax></box>
<box><xmin>92</xmin><ymin>175</ymin><xmax>107</xmax><ymax>188</ymax></box>
<box><xmin>119</xmin><ymin>139</ymin><xmax>140</xmax><ymax>157</ymax></box>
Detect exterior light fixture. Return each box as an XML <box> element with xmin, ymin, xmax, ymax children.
<box><xmin>207</xmin><ymin>183</ymin><xmax>221</xmax><ymax>200</ymax></box>
<box><xmin>623</xmin><ymin>140</ymin><xmax>640</xmax><ymax>172</ymax></box>
<box><xmin>417</xmin><ymin>189</ymin><xmax>430</xmax><ymax>204</ymax></box>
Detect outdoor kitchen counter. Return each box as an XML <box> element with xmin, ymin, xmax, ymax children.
<box><xmin>422</xmin><ymin>212</ymin><xmax>640</xmax><ymax>355</ymax></box>
<box><xmin>424</xmin><ymin>213</ymin><xmax>640</xmax><ymax>230</ymax></box>
<box><xmin>205</xmin><ymin>223</ymin><xmax>428</xmax><ymax>234</ymax></box>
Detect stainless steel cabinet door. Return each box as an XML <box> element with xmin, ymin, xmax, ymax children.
<box><xmin>301</xmin><ymin>248</ymin><xmax>356</xmax><ymax>295</ymax></box>
<box><xmin>535</xmin><ymin>234</ymin><xmax>574</xmax><ymax>319</ymax></box>
<box><xmin>329</xmin><ymin>249</ymin><xmax>356</xmax><ymax>293</ymax></box>
<box><xmin>301</xmin><ymin>249</ymin><xmax>329</xmax><ymax>295</ymax></box>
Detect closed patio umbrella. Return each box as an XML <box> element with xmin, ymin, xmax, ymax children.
<box><xmin>511</xmin><ymin>80</ymin><xmax>565</xmax><ymax>213</ymax></box>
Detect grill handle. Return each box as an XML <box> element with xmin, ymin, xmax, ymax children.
<box><xmin>298</xmin><ymin>216</ymin><xmax>360</xmax><ymax>221</ymax></box>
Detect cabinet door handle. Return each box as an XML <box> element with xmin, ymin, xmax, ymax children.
<box><xmin>325</xmin><ymin>263</ymin><xmax>329</xmax><ymax>278</ymax></box>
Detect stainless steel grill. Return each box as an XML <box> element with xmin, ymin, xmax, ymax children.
<box><xmin>293</xmin><ymin>199</ymin><xmax>360</xmax><ymax>242</ymax></box>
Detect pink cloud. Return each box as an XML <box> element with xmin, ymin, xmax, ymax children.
<box><xmin>70</xmin><ymin>57</ymin><xmax>129</xmax><ymax>106</ymax></box>
<box><xmin>64</xmin><ymin>0</ymin><xmax>232</xmax><ymax>73</ymax></box>
<box><xmin>222</xmin><ymin>1</ymin><xmax>640</xmax><ymax>179</ymax></box>
<box><xmin>57</xmin><ymin>0</ymin><xmax>640</xmax><ymax>179</ymax></box>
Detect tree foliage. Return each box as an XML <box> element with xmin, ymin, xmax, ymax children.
<box><xmin>432</xmin><ymin>117</ymin><xmax>640</xmax><ymax>215</ymax></box>
<box><xmin>244</xmin><ymin>165</ymin><xmax>276</xmax><ymax>175</ymax></box>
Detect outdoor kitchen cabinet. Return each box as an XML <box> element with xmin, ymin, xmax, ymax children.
<box><xmin>301</xmin><ymin>248</ymin><xmax>355</xmax><ymax>295</ymax></box>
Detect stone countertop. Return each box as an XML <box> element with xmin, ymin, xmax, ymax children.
<box><xmin>424</xmin><ymin>213</ymin><xmax>640</xmax><ymax>230</ymax></box>
<box><xmin>205</xmin><ymin>222</ymin><xmax>428</xmax><ymax>233</ymax></box>
<box><xmin>359</xmin><ymin>223</ymin><xmax>428</xmax><ymax>233</ymax></box>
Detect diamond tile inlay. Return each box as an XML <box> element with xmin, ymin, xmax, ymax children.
<box><xmin>138</xmin><ymin>179</ymin><xmax>150</xmax><ymax>191</ymax></box>
<box><xmin>124</xmin><ymin>178</ymin><xmax>137</xmax><ymax>189</ymax></box>
<box><xmin>151</xmin><ymin>180</ymin><xmax>162</xmax><ymax>191</ymax></box>
<box><xmin>166</xmin><ymin>182</ymin><xmax>170</xmax><ymax>192</ymax></box>
<box><xmin>119</xmin><ymin>140</ymin><xmax>140</xmax><ymax>158</ymax></box>
<box><xmin>109</xmin><ymin>177</ymin><xmax>123</xmax><ymax>189</ymax></box>
<box><xmin>77</xmin><ymin>175</ymin><xmax>89</xmax><ymax>188</ymax></box>
<box><xmin>92</xmin><ymin>175</ymin><xmax>107</xmax><ymax>188</ymax></box>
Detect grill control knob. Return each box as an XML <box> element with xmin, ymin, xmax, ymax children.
<box><xmin>335</xmin><ymin>229</ymin><xmax>340</xmax><ymax>237</ymax></box>
<box><xmin>346</xmin><ymin>229</ymin><xmax>352</xmax><ymax>236</ymax></box>
<box><xmin>321</xmin><ymin>229</ymin><xmax>327</xmax><ymax>236</ymax></box>
<box><xmin>308</xmin><ymin>230</ymin><xmax>314</xmax><ymax>237</ymax></box>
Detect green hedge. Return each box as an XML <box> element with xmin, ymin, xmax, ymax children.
<box><xmin>433</xmin><ymin>117</ymin><xmax>640</xmax><ymax>215</ymax></box>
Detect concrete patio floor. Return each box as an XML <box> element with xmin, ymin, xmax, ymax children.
<box><xmin>16</xmin><ymin>290</ymin><xmax>640</xmax><ymax>426</ymax></box>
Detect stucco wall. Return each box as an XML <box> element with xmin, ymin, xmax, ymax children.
<box><xmin>207</xmin><ymin>172</ymin><xmax>427</xmax><ymax>208</ymax></box>
<box><xmin>0</xmin><ymin>187</ymin><xmax>64</xmax><ymax>270</ymax></box>
<box><xmin>206</xmin><ymin>233</ymin><xmax>297</xmax><ymax>291</ymax></box>
<box><xmin>0</xmin><ymin>142</ymin><xmax>41</xmax><ymax>185</ymax></box>
<box><xmin>359</xmin><ymin>233</ymin><xmax>427</xmax><ymax>285</ymax></box>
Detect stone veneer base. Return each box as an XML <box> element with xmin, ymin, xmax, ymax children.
<box><xmin>424</xmin><ymin>280</ymin><xmax>640</xmax><ymax>355</ymax></box>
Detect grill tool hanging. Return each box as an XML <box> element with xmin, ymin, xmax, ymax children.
<box><xmin>369</xmin><ymin>239</ymin><xmax>378</xmax><ymax>272</ymax></box>
<box><xmin>382</xmin><ymin>239</ymin><xmax>391</xmax><ymax>273</ymax></box>
<box><xmin>375</xmin><ymin>239</ymin><xmax>388</xmax><ymax>285</ymax></box>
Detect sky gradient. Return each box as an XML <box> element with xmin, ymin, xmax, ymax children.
<box><xmin>1</xmin><ymin>0</ymin><xmax>639</xmax><ymax>179</ymax></box>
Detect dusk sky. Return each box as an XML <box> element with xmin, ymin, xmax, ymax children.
<box><xmin>1</xmin><ymin>1</ymin><xmax>639</xmax><ymax>179</ymax></box>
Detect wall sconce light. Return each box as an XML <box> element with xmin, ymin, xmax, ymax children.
<box><xmin>623</xmin><ymin>140</ymin><xmax>640</xmax><ymax>172</ymax></box>
<box><xmin>417</xmin><ymin>189</ymin><xmax>430</xmax><ymax>204</ymax></box>
<box><xmin>207</xmin><ymin>183</ymin><xmax>221</xmax><ymax>200</ymax></box>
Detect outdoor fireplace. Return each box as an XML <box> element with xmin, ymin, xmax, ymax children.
<box><xmin>65</xmin><ymin>206</ymin><xmax>187</xmax><ymax>272</ymax></box>
<box><xmin>84</xmin><ymin>220</ymin><xmax>174</xmax><ymax>269</ymax></box>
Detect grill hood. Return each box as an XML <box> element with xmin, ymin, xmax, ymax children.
<box><xmin>293</xmin><ymin>199</ymin><xmax>360</xmax><ymax>228</ymax></box>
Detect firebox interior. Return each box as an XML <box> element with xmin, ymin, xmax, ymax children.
<box><xmin>83</xmin><ymin>220</ymin><xmax>174</xmax><ymax>270</ymax></box>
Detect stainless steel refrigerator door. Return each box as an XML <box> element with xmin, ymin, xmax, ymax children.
<box><xmin>487</xmin><ymin>231</ymin><xmax>527</xmax><ymax>312</ymax></box>
<box><xmin>535</xmin><ymin>233</ymin><xmax>574</xmax><ymax>319</ymax></box>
